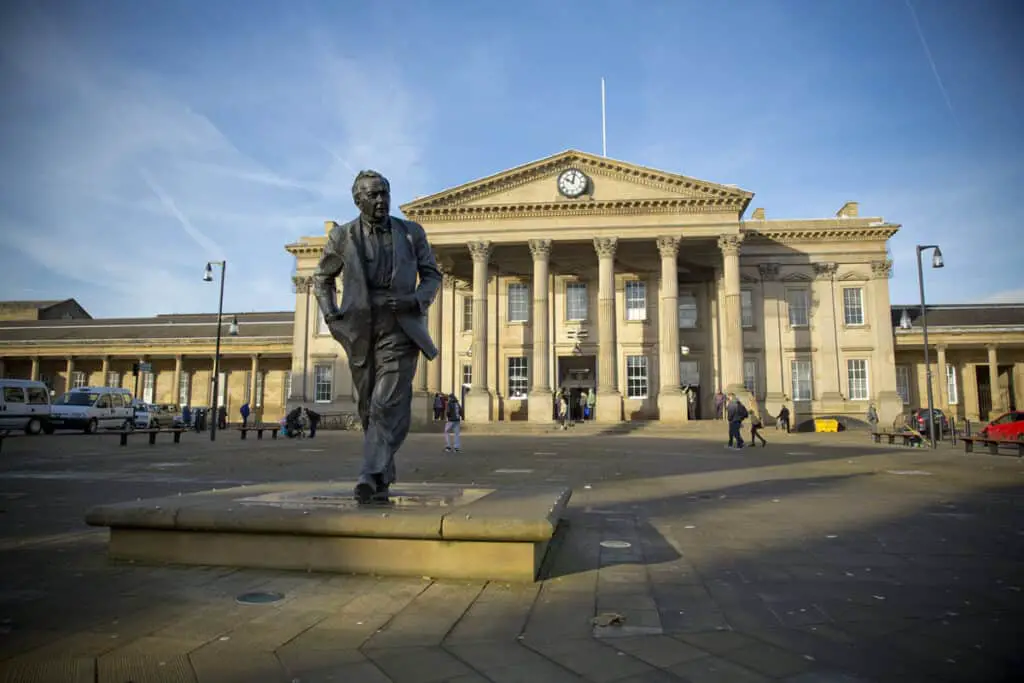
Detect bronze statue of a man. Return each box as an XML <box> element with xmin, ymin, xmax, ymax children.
<box><xmin>313</xmin><ymin>171</ymin><xmax>442</xmax><ymax>503</ymax></box>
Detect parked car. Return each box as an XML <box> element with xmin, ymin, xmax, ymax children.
<box><xmin>979</xmin><ymin>411</ymin><xmax>1024</xmax><ymax>441</ymax></box>
<box><xmin>50</xmin><ymin>387</ymin><xmax>134</xmax><ymax>433</ymax></box>
<box><xmin>915</xmin><ymin>408</ymin><xmax>949</xmax><ymax>436</ymax></box>
<box><xmin>134</xmin><ymin>403</ymin><xmax>181</xmax><ymax>429</ymax></box>
<box><xmin>0</xmin><ymin>379</ymin><xmax>52</xmax><ymax>435</ymax></box>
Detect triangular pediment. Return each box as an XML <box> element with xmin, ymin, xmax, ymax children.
<box><xmin>780</xmin><ymin>272</ymin><xmax>813</xmax><ymax>283</ymax></box>
<box><xmin>401</xmin><ymin>150</ymin><xmax>753</xmax><ymax>221</ymax></box>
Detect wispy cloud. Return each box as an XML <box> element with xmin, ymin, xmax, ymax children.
<box><xmin>905</xmin><ymin>0</ymin><xmax>958</xmax><ymax>125</ymax></box>
<box><xmin>0</xmin><ymin>5</ymin><xmax>431</xmax><ymax>318</ymax></box>
<box><xmin>983</xmin><ymin>289</ymin><xmax>1024</xmax><ymax>304</ymax></box>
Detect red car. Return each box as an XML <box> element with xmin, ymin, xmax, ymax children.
<box><xmin>980</xmin><ymin>411</ymin><xmax>1024</xmax><ymax>440</ymax></box>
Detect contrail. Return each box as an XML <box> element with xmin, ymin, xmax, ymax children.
<box><xmin>905</xmin><ymin>0</ymin><xmax>958</xmax><ymax>125</ymax></box>
<box><xmin>139</xmin><ymin>168</ymin><xmax>224</xmax><ymax>259</ymax></box>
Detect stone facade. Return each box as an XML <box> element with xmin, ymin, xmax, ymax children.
<box><xmin>285</xmin><ymin>150</ymin><xmax>908</xmax><ymax>428</ymax></box>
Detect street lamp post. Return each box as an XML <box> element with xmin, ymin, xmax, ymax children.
<box><xmin>204</xmin><ymin>261</ymin><xmax>238</xmax><ymax>442</ymax></box>
<box><xmin>914</xmin><ymin>245</ymin><xmax>944</xmax><ymax>448</ymax></box>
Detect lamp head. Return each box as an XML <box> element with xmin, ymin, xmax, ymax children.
<box><xmin>228</xmin><ymin>316</ymin><xmax>239</xmax><ymax>336</ymax></box>
<box><xmin>931</xmin><ymin>247</ymin><xmax>944</xmax><ymax>269</ymax></box>
<box><xmin>203</xmin><ymin>263</ymin><xmax>213</xmax><ymax>282</ymax></box>
<box><xmin>899</xmin><ymin>308</ymin><xmax>912</xmax><ymax>330</ymax></box>
<box><xmin>680</xmin><ymin>345</ymin><xmax>690</xmax><ymax>356</ymax></box>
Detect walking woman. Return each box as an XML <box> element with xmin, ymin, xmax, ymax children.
<box><xmin>750</xmin><ymin>409</ymin><xmax>767</xmax><ymax>447</ymax></box>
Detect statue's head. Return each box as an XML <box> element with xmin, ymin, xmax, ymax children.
<box><xmin>352</xmin><ymin>170</ymin><xmax>391</xmax><ymax>222</ymax></box>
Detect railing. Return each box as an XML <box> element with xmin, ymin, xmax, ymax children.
<box><xmin>318</xmin><ymin>412</ymin><xmax>361</xmax><ymax>431</ymax></box>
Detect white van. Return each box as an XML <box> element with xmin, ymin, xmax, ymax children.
<box><xmin>0</xmin><ymin>379</ymin><xmax>52</xmax><ymax>435</ymax></box>
<box><xmin>49</xmin><ymin>386</ymin><xmax>135</xmax><ymax>433</ymax></box>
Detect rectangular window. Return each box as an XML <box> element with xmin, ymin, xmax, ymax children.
<box><xmin>244</xmin><ymin>371</ymin><xmax>252</xmax><ymax>403</ymax></box>
<box><xmin>462</xmin><ymin>296</ymin><xmax>473</xmax><ymax>332</ymax></box>
<box><xmin>284</xmin><ymin>371</ymin><xmax>293</xmax><ymax>400</ymax></box>
<box><xmin>625</xmin><ymin>281</ymin><xmax>647</xmax><ymax>321</ymax></box>
<box><xmin>896</xmin><ymin>366</ymin><xmax>911</xmax><ymax>405</ymax></box>
<box><xmin>680</xmin><ymin>360</ymin><xmax>700</xmax><ymax>387</ymax></box>
<box><xmin>743</xmin><ymin>358</ymin><xmax>757</xmax><ymax>395</ymax></box>
<box><xmin>216</xmin><ymin>372</ymin><xmax>227</xmax><ymax>406</ymax></box>
<box><xmin>105</xmin><ymin>371</ymin><xmax>121</xmax><ymax>388</ymax></box>
<box><xmin>946</xmin><ymin>364</ymin><xmax>959</xmax><ymax>405</ymax></box>
<box><xmin>741</xmin><ymin>290</ymin><xmax>754</xmax><ymax>328</ymax></box>
<box><xmin>313</xmin><ymin>364</ymin><xmax>333</xmax><ymax>403</ymax></box>
<box><xmin>843</xmin><ymin>288</ymin><xmax>865</xmax><ymax>326</ymax></box>
<box><xmin>847</xmin><ymin>359</ymin><xmax>869</xmax><ymax>400</ymax></box>
<box><xmin>507</xmin><ymin>283</ymin><xmax>529</xmax><ymax>322</ymax></box>
<box><xmin>462</xmin><ymin>363</ymin><xmax>472</xmax><ymax>386</ymax></box>
<box><xmin>143</xmin><ymin>372</ymin><xmax>155</xmax><ymax>404</ymax></box>
<box><xmin>626</xmin><ymin>355</ymin><xmax>649</xmax><ymax>399</ymax></box>
<box><xmin>787</xmin><ymin>289</ymin><xmax>809</xmax><ymax>327</ymax></box>
<box><xmin>178</xmin><ymin>371</ymin><xmax>190</xmax><ymax>407</ymax></box>
<box><xmin>255</xmin><ymin>372</ymin><xmax>264</xmax><ymax>408</ymax></box>
<box><xmin>791</xmin><ymin>359</ymin><xmax>813</xmax><ymax>401</ymax></box>
<box><xmin>566</xmin><ymin>282</ymin><xmax>588</xmax><ymax>321</ymax></box>
<box><xmin>71</xmin><ymin>371</ymin><xmax>87</xmax><ymax>388</ymax></box>
<box><xmin>317</xmin><ymin>301</ymin><xmax>330</xmax><ymax>336</ymax></box>
<box><xmin>678</xmin><ymin>291</ymin><xmax>698</xmax><ymax>329</ymax></box>
<box><xmin>507</xmin><ymin>357</ymin><xmax>529</xmax><ymax>399</ymax></box>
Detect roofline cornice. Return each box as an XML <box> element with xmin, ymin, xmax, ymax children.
<box><xmin>745</xmin><ymin>224</ymin><xmax>899</xmax><ymax>243</ymax></box>
<box><xmin>404</xmin><ymin>197</ymin><xmax>749</xmax><ymax>222</ymax></box>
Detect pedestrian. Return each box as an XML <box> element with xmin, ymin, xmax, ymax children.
<box><xmin>750</xmin><ymin>409</ymin><xmax>767</xmax><ymax>447</ymax></box>
<box><xmin>587</xmin><ymin>390</ymin><xmax>596</xmax><ymax>420</ymax></box>
<box><xmin>181</xmin><ymin>404</ymin><xmax>192</xmax><ymax>428</ymax></box>
<box><xmin>558</xmin><ymin>392</ymin><xmax>570</xmax><ymax>430</ymax></box>
<box><xmin>776</xmin><ymin>405</ymin><xmax>790</xmax><ymax>432</ymax></box>
<box><xmin>726</xmin><ymin>393</ymin><xmax>748</xmax><ymax>449</ymax></box>
<box><xmin>307</xmin><ymin>408</ymin><xmax>321</xmax><ymax>438</ymax></box>
<box><xmin>444</xmin><ymin>393</ymin><xmax>462</xmax><ymax>452</ymax></box>
<box><xmin>433</xmin><ymin>393</ymin><xmax>443</xmax><ymax>421</ymax></box>
<box><xmin>866</xmin><ymin>403</ymin><xmax>878</xmax><ymax>432</ymax></box>
<box><xmin>714</xmin><ymin>390</ymin><xmax>726</xmax><ymax>420</ymax></box>
<box><xmin>240</xmin><ymin>402</ymin><xmax>250</xmax><ymax>428</ymax></box>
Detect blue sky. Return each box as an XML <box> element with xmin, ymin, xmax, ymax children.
<box><xmin>1</xmin><ymin>0</ymin><xmax>1021</xmax><ymax>318</ymax></box>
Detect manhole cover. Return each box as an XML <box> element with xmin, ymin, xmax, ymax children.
<box><xmin>235</xmin><ymin>591</ymin><xmax>284</xmax><ymax>605</ymax></box>
<box><xmin>600</xmin><ymin>540</ymin><xmax>632</xmax><ymax>549</ymax></box>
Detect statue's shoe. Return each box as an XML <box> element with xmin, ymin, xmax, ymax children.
<box><xmin>354</xmin><ymin>482</ymin><xmax>375</xmax><ymax>504</ymax></box>
<box><xmin>372</xmin><ymin>486</ymin><xmax>390</xmax><ymax>503</ymax></box>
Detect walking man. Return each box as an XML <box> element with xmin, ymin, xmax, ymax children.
<box><xmin>726</xmin><ymin>393</ymin><xmax>748</xmax><ymax>449</ymax></box>
<box><xmin>313</xmin><ymin>170</ymin><xmax>443</xmax><ymax>503</ymax></box>
<box><xmin>749</xmin><ymin>408</ymin><xmax>767</xmax><ymax>447</ymax></box>
<box><xmin>444</xmin><ymin>393</ymin><xmax>462</xmax><ymax>452</ymax></box>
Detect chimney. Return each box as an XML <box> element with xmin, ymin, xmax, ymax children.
<box><xmin>836</xmin><ymin>201</ymin><xmax>859</xmax><ymax>218</ymax></box>
<box><xmin>751</xmin><ymin>207</ymin><xmax>766</xmax><ymax>220</ymax></box>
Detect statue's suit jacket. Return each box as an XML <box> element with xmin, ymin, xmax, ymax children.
<box><xmin>312</xmin><ymin>216</ymin><xmax>442</xmax><ymax>368</ymax></box>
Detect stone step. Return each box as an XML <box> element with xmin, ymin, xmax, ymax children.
<box><xmin>414</xmin><ymin>419</ymin><xmax>729</xmax><ymax>435</ymax></box>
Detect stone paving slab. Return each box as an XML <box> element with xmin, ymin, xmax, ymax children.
<box><xmin>1</xmin><ymin>432</ymin><xmax>1023</xmax><ymax>682</ymax></box>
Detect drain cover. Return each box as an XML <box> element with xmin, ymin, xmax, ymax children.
<box><xmin>235</xmin><ymin>591</ymin><xmax>284</xmax><ymax>605</ymax></box>
<box><xmin>600</xmin><ymin>540</ymin><xmax>632</xmax><ymax>549</ymax></box>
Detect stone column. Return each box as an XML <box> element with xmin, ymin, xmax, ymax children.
<box><xmin>101</xmin><ymin>356</ymin><xmax>110</xmax><ymax>387</ymax></box>
<box><xmin>759</xmin><ymin>263</ymin><xmax>787</xmax><ymax>417</ymax></box>
<box><xmin>173</xmin><ymin>355</ymin><xmax>183</xmax><ymax>405</ymax></box>
<box><xmin>935</xmin><ymin>345</ymin><xmax>948</xmax><ymax>408</ymax></box>
<box><xmin>656</xmin><ymin>236</ymin><xmax>687</xmax><ymax>423</ymax></box>
<box><xmin>249</xmin><ymin>355</ymin><xmax>260</xmax><ymax>418</ymax></box>
<box><xmin>427</xmin><ymin>276</ymin><xmax>444</xmax><ymax>394</ymax></box>
<box><xmin>593</xmin><ymin>237</ymin><xmax>622</xmax><ymax>422</ymax></box>
<box><xmin>30</xmin><ymin>357</ymin><xmax>40</xmax><ymax>381</ymax></box>
<box><xmin>987</xmin><ymin>345</ymin><xmax>1001</xmax><ymax>418</ymax></box>
<box><xmin>812</xmin><ymin>261</ymin><xmax>843</xmax><ymax>410</ymax></box>
<box><xmin>528</xmin><ymin>239</ymin><xmax>553</xmax><ymax>422</ymax></box>
<box><xmin>718</xmin><ymin>235</ymin><xmax>747</xmax><ymax>397</ymax></box>
<box><xmin>465</xmin><ymin>241</ymin><xmax>493</xmax><ymax>422</ymax></box>
<box><xmin>65</xmin><ymin>357</ymin><xmax>75</xmax><ymax>393</ymax></box>
<box><xmin>869</xmin><ymin>259</ymin><xmax>902</xmax><ymax>426</ymax></box>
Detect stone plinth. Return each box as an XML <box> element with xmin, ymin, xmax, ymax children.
<box><xmin>85</xmin><ymin>482</ymin><xmax>571</xmax><ymax>582</ymax></box>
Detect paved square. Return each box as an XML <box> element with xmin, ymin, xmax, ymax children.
<box><xmin>0</xmin><ymin>429</ymin><xmax>1021</xmax><ymax>682</ymax></box>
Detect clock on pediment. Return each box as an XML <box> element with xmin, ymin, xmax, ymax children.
<box><xmin>556</xmin><ymin>168</ymin><xmax>590</xmax><ymax>198</ymax></box>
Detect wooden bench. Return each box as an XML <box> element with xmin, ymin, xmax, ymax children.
<box><xmin>871</xmin><ymin>430</ymin><xmax>922</xmax><ymax>446</ymax></box>
<box><xmin>237</xmin><ymin>424</ymin><xmax>279</xmax><ymax>440</ymax></box>
<box><xmin>962</xmin><ymin>436</ymin><xmax>1024</xmax><ymax>457</ymax></box>
<box><xmin>105</xmin><ymin>428</ymin><xmax>187</xmax><ymax>447</ymax></box>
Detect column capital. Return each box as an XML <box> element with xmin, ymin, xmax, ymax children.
<box><xmin>467</xmin><ymin>240</ymin><xmax>492</xmax><ymax>263</ymax></box>
<box><xmin>758</xmin><ymin>262</ymin><xmax>780</xmax><ymax>281</ymax></box>
<box><xmin>870</xmin><ymin>259</ymin><xmax>893</xmax><ymax>280</ymax></box>
<box><xmin>528</xmin><ymin>239</ymin><xmax>552</xmax><ymax>260</ymax></box>
<box><xmin>656</xmin><ymin>236</ymin><xmax>681</xmax><ymax>258</ymax></box>
<box><xmin>291</xmin><ymin>274</ymin><xmax>313</xmax><ymax>292</ymax></box>
<box><xmin>717</xmin><ymin>234</ymin><xmax>744</xmax><ymax>256</ymax></box>
<box><xmin>813</xmin><ymin>262</ymin><xmax>838</xmax><ymax>280</ymax></box>
<box><xmin>593</xmin><ymin>236</ymin><xmax>618</xmax><ymax>259</ymax></box>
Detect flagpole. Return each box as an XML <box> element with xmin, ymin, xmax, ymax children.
<box><xmin>601</xmin><ymin>78</ymin><xmax>607</xmax><ymax>157</ymax></box>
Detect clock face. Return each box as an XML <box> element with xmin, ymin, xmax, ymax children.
<box><xmin>557</xmin><ymin>168</ymin><xmax>589</xmax><ymax>198</ymax></box>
